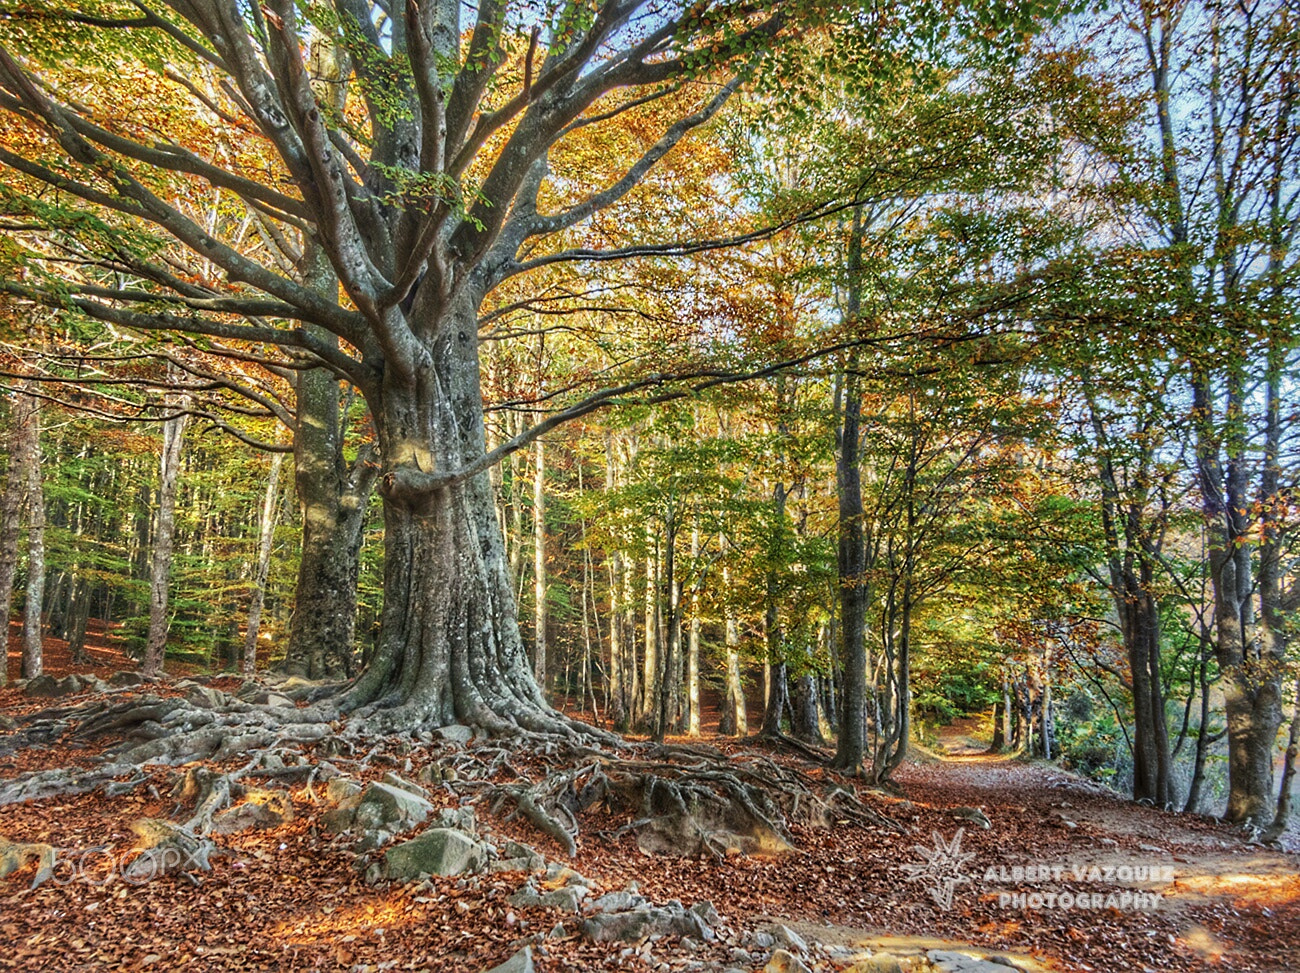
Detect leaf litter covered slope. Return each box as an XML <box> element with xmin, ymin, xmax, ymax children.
<box><xmin>0</xmin><ymin>650</ymin><xmax>1297</xmax><ymax>972</ymax></box>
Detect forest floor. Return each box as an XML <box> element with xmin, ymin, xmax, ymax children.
<box><xmin>1</xmin><ymin>628</ymin><xmax>1298</xmax><ymax>973</ymax></box>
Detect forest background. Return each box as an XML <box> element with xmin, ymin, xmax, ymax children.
<box><xmin>0</xmin><ymin>0</ymin><xmax>1297</xmax><ymax>843</ymax></box>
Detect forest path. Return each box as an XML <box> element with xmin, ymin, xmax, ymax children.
<box><xmin>883</xmin><ymin>717</ymin><xmax>1300</xmax><ymax>969</ymax></box>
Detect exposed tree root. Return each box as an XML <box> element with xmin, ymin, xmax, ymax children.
<box><xmin>0</xmin><ymin>687</ymin><xmax>336</xmax><ymax>809</ymax></box>
<box><xmin>465</xmin><ymin>739</ymin><xmax>907</xmax><ymax>860</ymax></box>
<box><xmin>1</xmin><ymin>681</ymin><xmax>905</xmax><ymax>873</ymax></box>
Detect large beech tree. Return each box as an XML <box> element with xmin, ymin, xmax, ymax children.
<box><xmin>0</xmin><ymin>0</ymin><xmax>1057</xmax><ymax>731</ymax></box>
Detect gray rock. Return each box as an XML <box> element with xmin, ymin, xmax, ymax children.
<box><xmin>108</xmin><ymin>671</ymin><xmax>144</xmax><ymax>688</ymax></box>
<box><xmin>436</xmin><ymin>724</ymin><xmax>475</xmax><ymax>746</ymax></box>
<box><xmin>766</xmin><ymin>924</ymin><xmax>808</xmax><ymax>956</ymax></box>
<box><xmin>544</xmin><ymin>861</ymin><xmax>593</xmax><ymax>888</ymax></box>
<box><xmin>581</xmin><ymin>906</ymin><xmax>710</xmax><ymax>943</ymax></box>
<box><xmin>24</xmin><ymin>674</ymin><xmax>81</xmax><ymax>697</ymax></box>
<box><xmin>927</xmin><ymin>950</ymin><xmax>1022</xmax><ymax>973</ymax></box>
<box><xmin>509</xmin><ymin>882</ymin><xmax>588</xmax><ymax>912</ymax></box>
<box><xmin>434</xmin><ymin>806</ymin><xmax>476</xmax><ymax>833</ymax></box>
<box><xmin>749</xmin><ymin>931</ymin><xmax>776</xmax><ymax>950</ymax></box>
<box><xmin>690</xmin><ymin>901</ymin><xmax>720</xmax><ymax>925</ymax></box>
<box><xmin>185</xmin><ymin>685</ymin><xmax>229</xmax><ymax>709</ymax></box>
<box><xmin>764</xmin><ymin>949</ymin><xmax>811</xmax><ymax>973</ymax></box>
<box><xmin>501</xmin><ymin>840</ymin><xmax>544</xmax><ymax>870</ymax></box>
<box><xmin>384</xmin><ymin>827</ymin><xmax>487</xmax><ymax>880</ymax></box>
<box><xmin>353</xmin><ymin>781</ymin><xmax>434</xmax><ymax>834</ymax></box>
<box><xmin>848</xmin><ymin>954</ymin><xmax>904</xmax><ymax>973</ymax></box>
<box><xmin>324</xmin><ymin>779</ymin><xmax>433</xmax><ymax>846</ymax></box>
<box><xmin>381</xmin><ymin>772</ymin><xmax>428</xmax><ymax>798</ymax></box>
<box><xmin>0</xmin><ymin>713</ymin><xmax>14</xmax><ymax>731</ymax></box>
<box><xmin>586</xmin><ymin>890</ymin><xmax>649</xmax><ymax>913</ymax></box>
<box><xmin>325</xmin><ymin>777</ymin><xmax>362</xmax><ymax>804</ymax></box>
<box><xmin>953</xmin><ymin>806</ymin><xmax>992</xmax><ymax>830</ymax></box>
<box><xmin>483</xmin><ymin>946</ymin><xmax>535</xmax><ymax>973</ymax></box>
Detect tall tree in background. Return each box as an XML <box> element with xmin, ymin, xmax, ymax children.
<box><xmin>0</xmin><ymin>387</ymin><xmax>41</xmax><ymax>685</ymax></box>
<box><xmin>140</xmin><ymin>399</ymin><xmax>186</xmax><ymax>678</ymax></box>
<box><xmin>1083</xmin><ymin>0</ymin><xmax>1300</xmax><ymax>827</ymax></box>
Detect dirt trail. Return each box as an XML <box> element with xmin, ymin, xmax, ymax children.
<box><xmin>853</xmin><ymin>717</ymin><xmax>1300</xmax><ymax>970</ymax></box>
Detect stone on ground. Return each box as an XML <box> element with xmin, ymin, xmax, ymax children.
<box><xmin>509</xmin><ymin>880</ymin><xmax>589</xmax><ymax>912</ymax></box>
<box><xmin>482</xmin><ymin>945</ymin><xmax>534</xmax><ymax>973</ymax></box>
<box><xmin>764</xmin><ymin>948</ymin><xmax>812</xmax><ymax>973</ymax></box>
<box><xmin>384</xmin><ymin>828</ymin><xmax>487</xmax><ymax>881</ymax></box>
<box><xmin>211</xmin><ymin>789</ymin><xmax>294</xmax><ymax>834</ymax></box>
<box><xmin>0</xmin><ymin>836</ymin><xmax>56</xmax><ymax>888</ymax></box>
<box><xmin>928</xmin><ymin>950</ymin><xmax>1023</xmax><ymax>972</ymax></box>
<box><xmin>581</xmin><ymin>904</ymin><xmax>712</xmax><ymax>943</ymax></box>
<box><xmin>847</xmin><ymin>953</ymin><xmax>904</xmax><ymax>973</ymax></box>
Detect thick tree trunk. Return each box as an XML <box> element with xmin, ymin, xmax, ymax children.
<box><xmin>343</xmin><ymin>297</ymin><xmax>567</xmax><ymax>736</ymax></box>
<box><xmin>282</xmin><ymin>244</ymin><xmax>378</xmax><ymax>681</ymax></box>
<box><xmin>282</xmin><ymin>349</ymin><xmax>377</xmax><ymax>680</ymax></box>
<box><xmin>140</xmin><ymin>407</ymin><xmax>185</xmax><ymax>679</ymax></box>
<box><xmin>243</xmin><ymin>451</ymin><xmax>286</xmax><ymax>677</ymax></box>
<box><xmin>792</xmin><ymin>673</ymin><xmax>823</xmax><ymax>744</ymax></box>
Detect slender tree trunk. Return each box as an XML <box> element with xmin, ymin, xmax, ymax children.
<box><xmin>642</xmin><ymin>544</ymin><xmax>659</xmax><ymax>724</ymax></box>
<box><xmin>1195</xmin><ymin>370</ymin><xmax>1283</xmax><ymax>827</ymax></box>
<box><xmin>0</xmin><ymin>390</ymin><xmax>41</xmax><ymax>687</ymax></box>
<box><xmin>532</xmin><ymin>435</ymin><xmax>547</xmax><ymax>689</ymax></box>
<box><xmin>507</xmin><ymin>411</ymin><xmax>527</xmax><ymax>596</ymax></box>
<box><xmin>720</xmin><ymin>562</ymin><xmax>747</xmax><ymax>737</ymax></box>
<box><xmin>1184</xmin><ymin>626</ymin><xmax>1214</xmax><ymax>813</ymax></box>
<box><xmin>140</xmin><ymin>405</ymin><xmax>186</xmax><ymax>679</ymax></box>
<box><xmin>66</xmin><ymin>577</ymin><xmax>92</xmax><ymax>666</ymax></box>
<box><xmin>244</xmin><ymin>450</ymin><xmax>286</xmax><ymax>677</ymax></box>
<box><xmin>653</xmin><ymin>508</ymin><xmax>680</xmax><ymax>742</ymax></box>
<box><xmin>1002</xmin><ymin>668</ymin><xmax>1014</xmax><ymax>750</ymax></box>
<box><xmin>687</xmin><ymin>522</ymin><xmax>701</xmax><ymax>737</ymax></box>
<box><xmin>833</xmin><ymin>208</ymin><xmax>869</xmax><ymax>774</ymax></box>
<box><xmin>760</xmin><ymin>478</ymin><xmax>788</xmax><ymax>738</ymax></box>
<box><xmin>1267</xmin><ymin>669</ymin><xmax>1300</xmax><ymax>840</ymax></box>
<box><xmin>20</xmin><ymin>392</ymin><xmax>45</xmax><ymax>680</ymax></box>
<box><xmin>604</xmin><ymin>435</ymin><xmax>631</xmax><ymax>729</ymax></box>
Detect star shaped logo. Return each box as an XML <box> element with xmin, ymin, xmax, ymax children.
<box><xmin>901</xmin><ymin>828</ymin><xmax>976</xmax><ymax>910</ymax></box>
